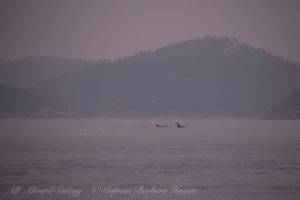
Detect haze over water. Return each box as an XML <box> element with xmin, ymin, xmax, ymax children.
<box><xmin>0</xmin><ymin>119</ymin><xmax>299</xmax><ymax>200</ymax></box>
<box><xmin>1</xmin><ymin>1</ymin><xmax>300</xmax><ymax>200</ymax></box>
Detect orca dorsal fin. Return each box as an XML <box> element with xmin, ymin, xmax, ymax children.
<box><xmin>176</xmin><ymin>122</ymin><xmax>186</xmax><ymax>128</ymax></box>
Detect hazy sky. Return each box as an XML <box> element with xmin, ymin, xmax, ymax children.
<box><xmin>1</xmin><ymin>0</ymin><xmax>300</xmax><ymax>62</ymax></box>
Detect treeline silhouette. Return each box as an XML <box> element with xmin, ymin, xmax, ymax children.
<box><xmin>265</xmin><ymin>88</ymin><xmax>300</xmax><ymax>119</ymax></box>
<box><xmin>1</xmin><ymin>36</ymin><xmax>300</xmax><ymax>118</ymax></box>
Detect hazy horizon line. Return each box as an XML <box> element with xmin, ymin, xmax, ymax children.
<box><xmin>1</xmin><ymin>35</ymin><xmax>298</xmax><ymax>64</ymax></box>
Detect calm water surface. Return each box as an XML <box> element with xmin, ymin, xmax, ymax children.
<box><xmin>0</xmin><ymin>119</ymin><xmax>300</xmax><ymax>199</ymax></box>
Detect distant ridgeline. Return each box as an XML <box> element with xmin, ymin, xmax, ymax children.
<box><xmin>0</xmin><ymin>57</ymin><xmax>94</xmax><ymax>117</ymax></box>
<box><xmin>1</xmin><ymin>37</ymin><xmax>300</xmax><ymax>118</ymax></box>
<box><xmin>0</xmin><ymin>84</ymin><xmax>72</xmax><ymax>118</ymax></box>
<box><xmin>0</xmin><ymin>57</ymin><xmax>95</xmax><ymax>88</ymax></box>
<box><xmin>265</xmin><ymin>89</ymin><xmax>300</xmax><ymax>119</ymax></box>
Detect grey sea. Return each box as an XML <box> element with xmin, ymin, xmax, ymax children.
<box><xmin>0</xmin><ymin>119</ymin><xmax>300</xmax><ymax>200</ymax></box>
